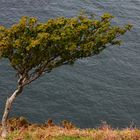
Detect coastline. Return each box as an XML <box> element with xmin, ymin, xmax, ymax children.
<box><xmin>0</xmin><ymin>117</ymin><xmax>140</xmax><ymax>140</ymax></box>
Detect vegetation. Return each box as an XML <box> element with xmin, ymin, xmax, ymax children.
<box><xmin>0</xmin><ymin>13</ymin><xmax>132</xmax><ymax>138</ymax></box>
<box><xmin>0</xmin><ymin>117</ymin><xmax>140</xmax><ymax>140</ymax></box>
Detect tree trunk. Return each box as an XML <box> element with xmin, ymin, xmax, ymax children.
<box><xmin>1</xmin><ymin>84</ymin><xmax>23</xmax><ymax>138</ymax></box>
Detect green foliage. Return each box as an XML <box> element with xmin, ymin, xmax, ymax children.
<box><xmin>6</xmin><ymin>130</ymin><xmax>19</xmax><ymax>140</ymax></box>
<box><xmin>0</xmin><ymin>13</ymin><xmax>132</xmax><ymax>83</ymax></box>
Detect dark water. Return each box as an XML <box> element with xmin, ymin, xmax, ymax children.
<box><xmin>0</xmin><ymin>0</ymin><xmax>140</xmax><ymax>128</ymax></box>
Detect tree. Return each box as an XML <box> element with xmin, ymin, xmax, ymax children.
<box><xmin>0</xmin><ymin>13</ymin><xmax>132</xmax><ymax>138</ymax></box>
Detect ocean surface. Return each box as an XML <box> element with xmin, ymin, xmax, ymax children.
<box><xmin>0</xmin><ymin>0</ymin><xmax>140</xmax><ymax>128</ymax></box>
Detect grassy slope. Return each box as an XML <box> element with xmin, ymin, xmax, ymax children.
<box><xmin>0</xmin><ymin>117</ymin><xmax>140</xmax><ymax>140</ymax></box>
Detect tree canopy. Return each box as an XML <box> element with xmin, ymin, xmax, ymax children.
<box><xmin>0</xmin><ymin>13</ymin><xmax>132</xmax><ymax>84</ymax></box>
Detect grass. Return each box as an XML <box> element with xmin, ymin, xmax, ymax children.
<box><xmin>0</xmin><ymin>117</ymin><xmax>140</xmax><ymax>140</ymax></box>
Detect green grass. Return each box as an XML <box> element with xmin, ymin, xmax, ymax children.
<box><xmin>53</xmin><ymin>136</ymin><xmax>92</xmax><ymax>140</ymax></box>
<box><xmin>0</xmin><ymin>117</ymin><xmax>140</xmax><ymax>140</ymax></box>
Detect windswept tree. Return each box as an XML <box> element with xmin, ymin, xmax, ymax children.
<box><xmin>0</xmin><ymin>13</ymin><xmax>132</xmax><ymax>138</ymax></box>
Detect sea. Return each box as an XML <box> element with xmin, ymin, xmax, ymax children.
<box><xmin>0</xmin><ymin>0</ymin><xmax>140</xmax><ymax>128</ymax></box>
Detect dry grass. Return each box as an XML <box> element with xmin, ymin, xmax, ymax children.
<box><xmin>0</xmin><ymin>117</ymin><xmax>140</xmax><ymax>140</ymax></box>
